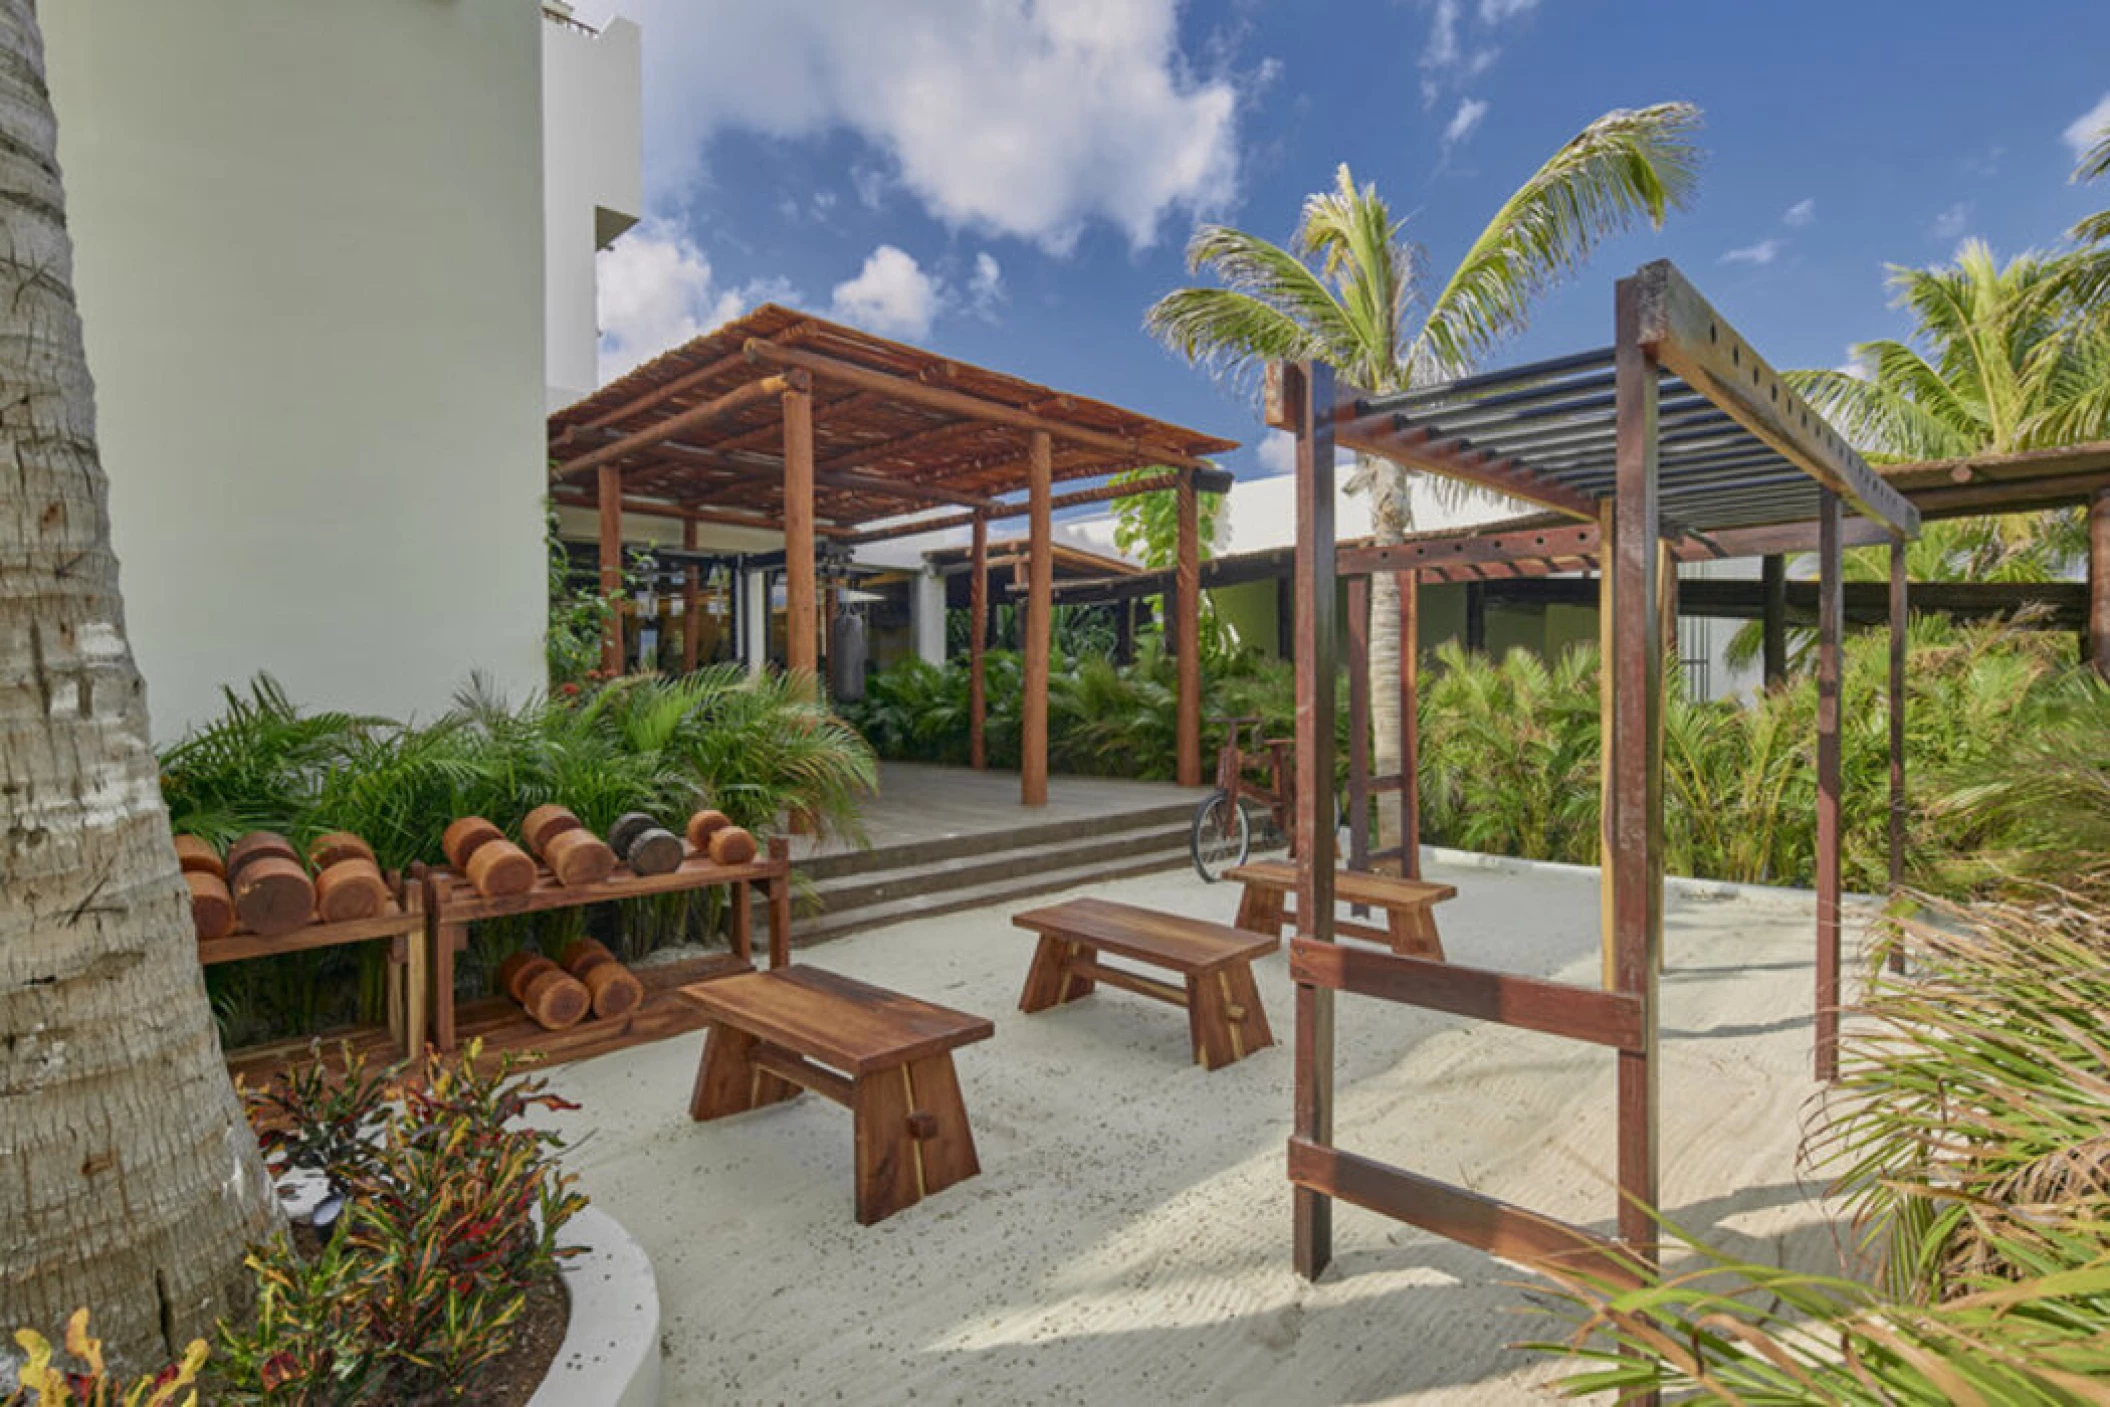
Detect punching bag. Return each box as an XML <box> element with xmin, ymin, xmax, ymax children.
<box><xmin>830</xmin><ymin>611</ymin><xmax>867</xmax><ymax>701</ymax></box>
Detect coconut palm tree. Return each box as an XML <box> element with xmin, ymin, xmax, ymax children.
<box><xmin>1729</xmin><ymin>241</ymin><xmax>2110</xmax><ymax>673</ymax></box>
<box><xmin>0</xmin><ymin>0</ymin><xmax>281</xmax><ymax>1368</ymax></box>
<box><xmin>1145</xmin><ymin>105</ymin><xmax>1702</xmax><ymax>838</ymax></box>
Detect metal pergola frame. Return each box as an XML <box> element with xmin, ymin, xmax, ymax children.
<box><xmin>1271</xmin><ymin>261</ymin><xmax>1920</xmax><ymax>1338</ymax></box>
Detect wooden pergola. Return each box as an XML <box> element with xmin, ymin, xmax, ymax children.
<box><xmin>547</xmin><ymin>307</ymin><xmax>1235</xmax><ymax>804</ymax></box>
<box><xmin>1272</xmin><ymin>261</ymin><xmax>1920</xmax><ymax>1329</ymax></box>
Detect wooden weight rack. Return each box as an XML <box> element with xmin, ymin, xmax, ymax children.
<box><xmin>420</xmin><ymin>833</ymin><xmax>793</xmax><ymax>1070</ymax></box>
<box><xmin>207</xmin><ymin>879</ymin><xmax>428</xmax><ymax>1088</ymax></box>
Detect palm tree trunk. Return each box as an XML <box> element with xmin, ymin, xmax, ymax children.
<box><xmin>0</xmin><ymin>0</ymin><xmax>281</xmax><ymax>1368</ymax></box>
<box><xmin>1363</xmin><ymin>457</ymin><xmax>1412</xmax><ymax>853</ymax></box>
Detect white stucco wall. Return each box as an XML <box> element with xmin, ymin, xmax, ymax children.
<box><xmin>543</xmin><ymin>8</ymin><xmax>642</xmax><ymax>409</ymax></box>
<box><xmin>45</xmin><ymin>0</ymin><xmax>551</xmax><ymax>738</ymax></box>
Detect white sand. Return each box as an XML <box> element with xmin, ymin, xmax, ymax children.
<box><xmin>538</xmin><ymin>857</ymin><xmax>1862</xmax><ymax>1405</ymax></box>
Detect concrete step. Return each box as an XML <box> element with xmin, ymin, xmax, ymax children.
<box><xmin>794</xmin><ymin>799</ymin><xmax>1199</xmax><ymax>882</ymax></box>
<box><xmin>794</xmin><ymin>831</ymin><xmax>1197</xmax><ymax>946</ymax></box>
<box><xmin>806</xmin><ymin>816</ymin><xmax>1198</xmax><ymax>914</ymax></box>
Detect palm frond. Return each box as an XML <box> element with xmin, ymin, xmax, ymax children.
<box><xmin>1411</xmin><ymin>102</ymin><xmax>1703</xmax><ymax>379</ymax></box>
<box><xmin>1786</xmin><ymin>356</ymin><xmax>1978</xmax><ymax>461</ymax></box>
<box><xmin>1143</xmin><ymin>223</ymin><xmax>1356</xmax><ymax>382</ymax></box>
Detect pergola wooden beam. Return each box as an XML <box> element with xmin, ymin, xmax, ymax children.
<box><xmin>1175</xmin><ymin>471</ymin><xmax>1202</xmax><ymax>786</ymax></box>
<box><xmin>969</xmin><ymin>513</ymin><xmax>988</xmax><ymax>770</ymax></box>
<box><xmin>1631</xmin><ymin>261</ymin><xmax>1918</xmax><ymax>535</ymax></box>
<box><xmin>745</xmin><ymin>338</ymin><xmax>1218</xmax><ymax>471</ymax></box>
<box><xmin>559</xmin><ymin>428</ymin><xmax>1003</xmax><ymax>511</ymax></box>
<box><xmin>843</xmin><ymin>466</ymin><xmax>1229</xmax><ymax>546</ymax></box>
<box><xmin>1333</xmin><ymin>414</ymin><xmax>1603</xmax><ymax>521</ymax></box>
<box><xmin>550</xmin><ymin>491</ymin><xmax>857</xmax><ymax>539</ymax></box>
<box><xmin>554</xmin><ymin>372</ymin><xmax>804</xmax><ymax>481</ymax></box>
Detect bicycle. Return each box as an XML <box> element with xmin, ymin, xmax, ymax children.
<box><xmin>1190</xmin><ymin>716</ymin><xmax>1342</xmax><ymax>882</ymax></box>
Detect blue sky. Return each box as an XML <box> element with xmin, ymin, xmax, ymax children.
<box><xmin>579</xmin><ymin>0</ymin><xmax>2110</xmax><ymax>481</ymax></box>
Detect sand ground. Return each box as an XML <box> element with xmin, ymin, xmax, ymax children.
<box><xmin>538</xmin><ymin>855</ymin><xmax>1863</xmax><ymax>1405</ymax></box>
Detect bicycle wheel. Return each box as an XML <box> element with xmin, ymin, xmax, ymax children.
<box><xmin>1190</xmin><ymin>790</ymin><xmax>1251</xmax><ymax>882</ymax></box>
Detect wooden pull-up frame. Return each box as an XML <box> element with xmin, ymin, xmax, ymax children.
<box><xmin>1272</xmin><ymin>264</ymin><xmax>1919</xmax><ymax>1382</ymax></box>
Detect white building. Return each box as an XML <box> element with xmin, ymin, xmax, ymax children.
<box><xmin>44</xmin><ymin>1</ymin><xmax>641</xmax><ymax>738</ymax></box>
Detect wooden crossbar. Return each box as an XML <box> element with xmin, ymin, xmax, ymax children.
<box><xmin>1286</xmin><ymin>1138</ymin><xmax>1641</xmax><ymax>1289</ymax></box>
<box><xmin>1066</xmin><ymin>957</ymin><xmax>1189</xmax><ymax>1008</ymax></box>
<box><xmin>1290</xmin><ymin>939</ymin><xmax>1645</xmax><ymax>1052</ymax></box>
<box><xmin>751</xmin><ymin>1044</ymin><xmax>856</xmax><ymax>1107</ymax></box>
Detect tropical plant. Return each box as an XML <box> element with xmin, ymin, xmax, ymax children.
<box><xmin>5</xmin><ymin>1311</ymin><xmax>208</xmax><ymax>1407</ymax></box>
<box><xmin>1109</xmin><ymin>465</ymin><xmax>1225</xmax><ymax>568</ymax></box>
<box><xmin>1145</xmin><ymin>105</ymin><xmax>1703</xmax><ymax>841</ymax></box>
<box><xmin>1532</xmin><ymin>890</ymin><xmax>2110</xmax><ymax>1402</ymax></box>
<box><xmin>0</xmin><ymin>0</ymin><xmax>284</xmax><ymax>1365</ymax></box>
<box><xmin>218</xmin><ymin>1041</ymin><xmax>585</xmax><ymax>1404</ymax></box>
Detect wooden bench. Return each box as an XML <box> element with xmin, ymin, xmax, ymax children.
<box><xmin>1225</xmin><ymin>860</ymin><xmax>1456</xmax><ymax>960</ymax></box>
<box><xmin>1011</xmin><ymin>897</ymin><xmax>1278</xmax><ymax>1070</ymax></box>
<box><xmin>682</xmin><ymin>966</ymin><xmax>995</xmax><ymax>1225</ymax></box>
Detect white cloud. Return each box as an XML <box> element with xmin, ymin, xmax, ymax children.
<box><xmin>2063</xmin><ymin>93</ymin><xmax>2110</xmax><ymax>164</ymax></box>
<box><xmin>1930</xmin><ymin>201</ymin><xmax>1973</xmax><ymax>241</ymax></box>
<box><xmin>1782</xmin><ymin>197</ymin><xmax>1816</xmax><ymax>227</ymax></box>
<box><xmin>1443</xmin><ymin>97</ymin><xmax>1490</xmax><ymax>151</ymax></box>
<box><xmin>1835</xmin><ymin>347</ymin><xmax>1869</xmax><ymax>380</ymax></box>
<box><xmin>829</xmin><ymin>245</ymin><xmax>940</xmax><ymax>338</ymax></box>
<box><xmin>1719</xmin><ymin>238</ymin><xmax>1782</xmax><ymax>267</ymax></box>
<box><xmin>1253</xmin><ymin>428</ymin><xmax>1353</xmax><ymax>477</ymax></box>
<box><xmin>595</xmin><ymin>222</ymin><xmax>760</xmax><ymax>382</ymax></box>
<box><xmin>1420</xmin><ymin>0</ymin><xmax>1535</xmax><ymax>107</ymax></box>
<box><xmin>623</xmin><ymin>0</ymin><xmax>1239</xmax><ymax>253</ymax></box>
<box><xmin>967</xmin><ymin>252</ymin><xmax>1005</xmax><ymax>319</ymax></box>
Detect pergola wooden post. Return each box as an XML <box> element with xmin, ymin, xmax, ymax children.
<box><xmin>783</xmin><ymin>385</ymin><xmax>818</xmax><ymax>685</ymax></box>
<box><xmin>682</xmin><ymin>519</ymin><xmax>702</xmax><ymax>672</ymax></box>
<box><xmin>1283</xmin><ymin>360</ymin><xmax>1339</xmax><ymax>1281</ymax></box>
<box><xmin>1607</xmin><ymin>274</ymin><xmax>1662</xmax><ymax>1260</ymax></box>
<box><xmin>1814</xmin><ymin>490</ymin><xmax>1845</xmax><ymax>1082</ymax></box>
<box><xmin>1176</xmin><ymin>469</ymin><xmax>1203</xmax><ymax>787</ymax></box>
<box><xmin>1398</xmin><ymin>571</ymin><xmax>1420</xmax><ymax>878</ymax></box>
<box><xmin>2091</xmin><ymin>487</ymin><xmax>2110</xmax><ymax>679</ymax></box>
<box><xmin>1888</xmin><ymin>532</ymin><xmax>1909</xmax><ymax>972</ymax></box>
<box><xmin>1760</xmin><ymin>553</ymin><xmax>1787</xmax><ymax>688</ymax></box>
<box><xmin>1022</xmin><ymin>430</ymin><xmax>1053</xmax><ymax>806</ymax></box>
<box><xmin>598</xmin><ymin>463</ymin><xmax>623</xmax><ymax>675</ymax></box>
<box><xmin>969</xmin><ymin>511</ymin><xmax>989</xmax><ymax>770</ymax></box>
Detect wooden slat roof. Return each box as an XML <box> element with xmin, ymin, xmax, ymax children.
<box><xmin>548</xmin><ymin>305</ymin><xmax>1237</xmax><ymax>530</ymax></box>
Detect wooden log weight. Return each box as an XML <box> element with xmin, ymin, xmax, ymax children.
<box><xmin>685</xmin><ymin>809</ymin><xmax>732</xmax><ymax>851</ymax></box>
<box><xmin>542</xmin><ymin>826</ymin><xmax>616</xmax><ymax>887</ymax></box>
<box><xmin>173</xmin><ymin>833</ymin><xmax>224</xmax><ymax>879</ymax></box>
<box><xmin>231</xmin><ymin>855</ymin><xmax>314</xmax><ymax>937</ymax></box>
<box><xmin>314</xmin><ymin>857</ymin><xmax>390</xmax><ymax>923</ymax></box>
<box><xmin>611</xmin><ymin>812</ymin><xmax>682</xmax><ymax>876</ymax></box>
<box><xmin>185</xmin><ymin>871</ymin><xmax>235</xmax><ymax>939</ymax></box>
<box><xmin>707</xmin><ymin>825</ymin><xmax>757</xmax><ymax>867</ymax></box>
<box><xmin>557</xmin><ymin>939</ymin><xmax>644</xmax><ymax>1020</ymax></box>
<box><xmin>308</xmin><ymin>831</ymin><xmax>376</xmax><ymax>872</ymax></box>
<box><xmin>607</xmin><ymin>812</ymin><xmax>657</xmax><ymax>857</ymax></box>
<box><xmin>522</xmin><ymin>803</ymin><xmax>585</xmax><ymax>854</ymax></box>
<box><xmin>496</xmin><ymin>952</ymin><xmax>590</xmax><ymax>1031</ymax></box>
<box><xmin>442</xmin><ymin>816</ymin><xmax>505</xmax><ymax>870</ymax></box>
<box><xmin>465</xmin><ymin>839</ymin><xmax>535</xmax><ymax>899</ymax></box>
<box><xmin>226</xmin><ymin>831</ymin><xmax>299</xmax><ymax>881</ymax></box>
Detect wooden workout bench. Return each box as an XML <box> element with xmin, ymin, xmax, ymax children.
<box><xmin>1225</xmin><ymin>859</ymin><xmax>1455</xmax><ymax>959</ymax></box>
<box><xmin>682</xmin><ymin>966</ymin><xmax>994</xmax><ymax>1225</ymax></box>
<box><xmin>1012</xmin><ymin>897</ymin><xmax>1277</xmax><ymax>1070</ymax></box>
